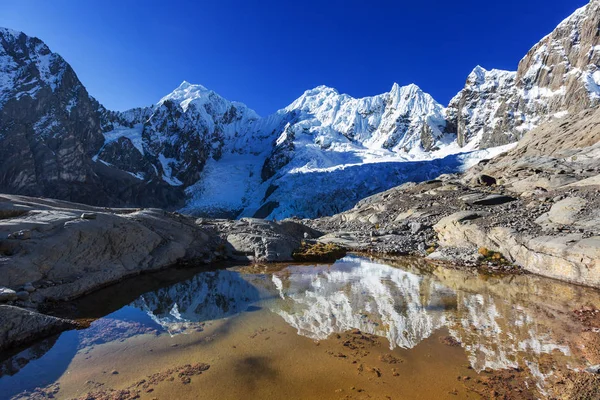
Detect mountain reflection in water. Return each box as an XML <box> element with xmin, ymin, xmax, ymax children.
<box><xmin>132</xmin><ymin>270</ymin><xmax>260</xmax><ymax>335</ymax></box>
<box><xmin>127</xmin><ymin>255</ymin><xmax>596</xmax><ymax>393</ymax></box>
<box><xmin>263</xmin><ymin>256</ymin><xmax>596</xmax><ymax>393</ymax></box>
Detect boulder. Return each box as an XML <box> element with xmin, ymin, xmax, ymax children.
<box><xmin>434</xmin><ymin>211</ymin><xmax>600</xmax><ymax>288</ymax></box>
<box><xmin>0</xmin><ymin>305</ymin><xmax>77</xmax><ymax>351</ymax></box>
<box><xmin>23</xmin><ymin>283</ymin><xmax>35</xmax><ymax>293</ymax></box>
<box><xmin>317</xmin><ymin>232</ymin><xmax>365</xmax><ymax>250</ymax></box>
<box><xmin>219</xmin><ymin>218</ymin><xmax>322</xmax><ymax>262</ymax></box>
<box><xmin>0</xmin><ymin>287</ymin><xmax>17</xmax><ymax>302</ymax></box>
<box><xmin>476</xmin><ymin>174</ymin><xmax>497</xmax><ymax>186</ymax></box>
<box><xmin>434</xmin><ymin>212</ymin><xmax>487</xmax><ymax>248</ymax></box>
<box><xmin>472</xmin><ymin>194</ymin><xmax>517</xmax><ymax>206</ymax></box>
<box><xmin>535</xmin><ymin>197</ymin><xmax>588</xmax><ymax>227</ymax></box>
<box><xmin>410</xmin><ymin>222</ymin><xmax>426</xmax><ymax>234</ymax></box>
<box><xmin>0</xmin><ymin>195</ymin><xmax>222</xmax><ymax>302</ymax></box>
<box><xmin>15</xmin><ymin>290</ymin><xmax>29</xmax><ymax>301</ymax></box>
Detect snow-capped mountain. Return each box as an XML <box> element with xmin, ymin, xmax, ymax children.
<box><xmin>0</xmin><ymin>0</ymin><xmax>598</xmax><ymax>218</ymax></box>
<box><xmin>96</xmin><ymin>80</ymin><xmax>455</xmax><ymax>218</ymax></box>
<box><xmin>446</xmin><ymin>67</ymin><xmax>518</xmax><ymax>149</ymax></box>
<box><xmin>97</xmin><ymin>81</ymin><xmax>267</xmax><ymax>189</ymax></box>
<box><xmin>272</xmin><ymin>83</ymin><xmax>447</xmax><ymax>154</ymax></box>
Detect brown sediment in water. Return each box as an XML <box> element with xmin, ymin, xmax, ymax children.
<box><xmin>38</xmin><ymin>312</ymin><xmax>480</xmax><ymax>400</ymax></box>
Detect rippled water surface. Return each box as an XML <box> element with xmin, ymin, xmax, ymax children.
<box><xmin>2</xmin><ymin>255</ymin><xmax>600</xmax><ymax>399</ymax></box>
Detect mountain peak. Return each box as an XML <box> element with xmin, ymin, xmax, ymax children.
<box><xmin>307</xmin><ymin>85</ymin><xmax>339</xmax><ymax>95</ymax></box>
<box><xmin>0</xmin><ymin>27</ymin><xmax>22</xmax><ymax>39</ymax></box>
<box><xmin>403</xmin><ymin>83</ymin><xmax>422</xmax><ymax>93</ymax></box>
<box><xmin>283</xmin><ymin>85</ymin><xmax>340</xmax><ymax>112</ymax></box>
<box><xmin>465</xmin><ymin>66</ymin><xmax>515</xmax><ymax>86</ymax></box>
<box><xmin>388</xmin><ymin>83</ymin><xmax>431</xmax><ymax>105</ymax></box>
<box><xmin>173</xmin><ymin>81</ymin><xmax>208</xmax><ymax>92</ymax></box>
<box><xmin>467</xmin><ymin>65</ymin><xmax>488</xmax><ymax>82</ymax></box>
<box><xmin>159</xmin><ymin>81</ymin><xmax>213</xmax><ymax>111</ymax></box>
<box><xmin>389</xmin><ymin>82</ymin><xmax>424</xmax><ymax>96</ymax></box>
<box><xmin>177</xmin><ymin>80</ymin><xmax>194</xmax><ymax>89</ymax></box>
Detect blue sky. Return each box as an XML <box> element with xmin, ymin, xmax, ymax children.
<box><xmin>0</xmin><ymin>0</ymin><xmax>588</xmax><ymax>115</ymax></box>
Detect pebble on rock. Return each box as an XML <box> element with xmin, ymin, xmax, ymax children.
<box><xmin>15</xmin><ymin>291</ymin><xmax>29</xmax><ymax>301</ymax></box>
<box><xmin>7</xmin><ymin>229</ymin><xmax>31</xmax><ymax>240</ymax></box>
<box><xmin>0</xmin><ymin>287</ymin><xmax>17</xmax><ymax>302</ymax></box>
<box><xmin>23</xmin><ymin>283</ymin><xmax>35</xmax><ymax>293</ymax></box>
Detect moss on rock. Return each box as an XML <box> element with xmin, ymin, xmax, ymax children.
<box><xmin>292</xmin><ymin>242</ymin><xmax>347</xmax><ymax>263</ymax></box>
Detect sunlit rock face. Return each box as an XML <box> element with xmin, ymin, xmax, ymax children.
<box><xmin>131</xmin><ymin>270</ymin><xmax>260</xmax><ymax>335</ymax></box>
<box><xmin>447</xmin><ymin>0</ymin><xmax>600</xmax><ymax>149</ymax></box>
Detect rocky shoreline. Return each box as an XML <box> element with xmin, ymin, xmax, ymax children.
<box><xmin>0</xmin><ymin>194</ymin><xmax>323</xmax><ymax>352</ymax></box>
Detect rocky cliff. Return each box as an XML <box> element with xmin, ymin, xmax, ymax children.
<box><xmin>448</xmin><ymin>0</ymin><xmax>600</xmax><ymax>148</ymax></box>
<box><xmin>0</xmin><ymin>28</ymin><xmax>184</xmax><ymax>209</ymax></box>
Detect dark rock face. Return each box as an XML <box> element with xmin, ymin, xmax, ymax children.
<box><xmin>0</xmin><ymin>305</ymin><xmax>76</xmax><ymax>352</ymax></box>
<box><xmin>0</xmin><ymin>28</ymin><xmax>182</xmax><ymax>208</ymax></box>
<box><xmin>0</xmin><ymin>28</ymin><xmax>102</xmax><ymax>197</ymax></box>
<box><xmin>261</xmin><ymin>124</ymin><xmax>295</xmax><ymax>182</ymax></box>
<box><xmin>137</xmin><ymin>100</ymin><xmax>213</xmax><ymax>186</ymax></box>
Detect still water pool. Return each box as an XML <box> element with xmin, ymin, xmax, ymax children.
<box><xmin>2</xmin><ymin>255</ymin><xmax>599</xmax><ymax>399</ymax></box>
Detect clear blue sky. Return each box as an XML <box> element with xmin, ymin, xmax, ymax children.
<box><xmin>0</xmin><ymin>0</ymin><xmax>588</xmax><ymax>115</ymax></box>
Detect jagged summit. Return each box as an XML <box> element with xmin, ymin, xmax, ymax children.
<box><xmin>448</xmin><ymin>0</ymin><xmax>600</xmax><ymax>149</ymax></box>
<box><xmin>159</xmin><ymin>81</ymin><xmax>214</xmax><ymax>110</ymax></box>
<box><xmin>0</xmin><ymin>26</ymin><xmax>69</xmax><ymax>105</ymax></box>
<box><xmin>392</xmin><ymin>82</ymin><xmax>420</xmax><ymax>92</ymax></box>
<box><xmin>466</xmin><ymin>66</ymin><xmax>515</xmax><ymax>84</ymax></box>
<box><xmin>284</xmin><ymin>85</ymin><xmax>341</xmax><ymax>111</ymax></box>
<box><xmin>0</xmin><ymin>27</ymin><xmax>22</xmax><ymax>39</ymax></box>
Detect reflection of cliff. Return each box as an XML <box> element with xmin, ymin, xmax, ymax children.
<box><xmin>427</xmin><ymin>265</ymin><xmax>594</xmax><ymax>395</ymax></box>
<box><xmin>132</xmin><ymin>270</ymin><xmax>260</xmax><ymax>334</ymax></box>
<box><xmin>0</xmin><ymin>336</ymin><xmax>59</xmax><ymax>377</ymax></box>
<box><xmin>447</xmin><ymin>292</ymin><xmax>573</xmax><ymax>394</ymax></box>
<box><xmin>0</xmin><ymin>331</ymin><xmax>79</xmax><ymax>398</ymax></box>
<box><xmin>267</xmin><ymin>255</ymin><xmax>600</xmax><ymax>393</ymax></box>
